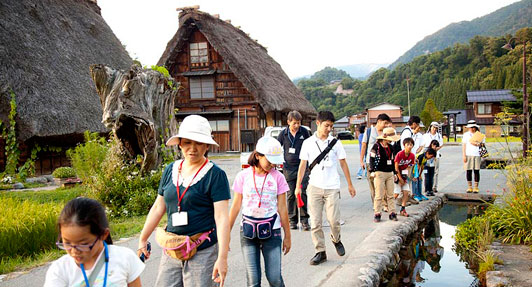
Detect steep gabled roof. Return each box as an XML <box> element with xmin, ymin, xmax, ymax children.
<box><xmin>158</xmin><ymin>9</ymin><xmax>316</xmax><ymax>116</ymax></box>
<box><xmin>366</xmin><ymin>102</ymin><xmax>403</xmax><ymax>111</ymax></box>
<box><xmin>0</xmin><ymin>0</ymin><xmax>132</xmax><ymax>142</ymax></box>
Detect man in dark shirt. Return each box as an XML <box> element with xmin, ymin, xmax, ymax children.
<box><xmin>278</xmin><ymin>110</ymin><xmax>311</xmax><ymax>230</ymax></box>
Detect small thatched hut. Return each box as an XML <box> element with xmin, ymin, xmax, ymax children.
<box><xmin>0</xmin><ymin>0</ymin><xmax>132</xmax><ymax>174</ymax></box>
<box><xmin>158</xmin><ymin>7</ymin><xmax>316</xmax><ymax>152</ymax></box>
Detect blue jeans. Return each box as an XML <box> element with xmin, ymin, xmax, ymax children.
<box><xmin>412</xmin><ymin>178</ymin><xmax>423</xmax><ymax>197</ymax></box>
<box><xmin>356</xmin><ymin>167</ymin><xmax>367</xmax><ymax>177</ymax></box>
<box><xmin>240</xmin><ymin>229</ymin><xmax>284</xmax><ymax>287</ymax></box>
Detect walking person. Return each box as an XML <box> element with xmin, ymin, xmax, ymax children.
<box><xmin>278</xmin><ymin>111</ymin><xmax>311</xmax><ymax>231</ymax></box>
<box><xmin>295</xmin><ymin>111</ymin><xmax>357</xmax><ymax>265</ymax></box>
<box><xmin>462</xmin><ymin>120</ymin><xmax>485</xmax><ymax>193</ymax></box>
<box><xmin>368</xmin><ymin>127</ymin><xmax>401</xmax><ymax>222</ymax></box>
<box><xmin>137</xmin><ymin>115</ymin><xmax>231</xmax><ymax>287</ymax></box>
<box><xmin>394</xmin><ymin>137</ymin><xmax>416</xmax><ymax>217</ymax></box>
<box><xmin>360</xmin><ymin>113</ymin><xmax>392</xmax><ymax>204</ymax></box>
<box><xmin>422</xmin><ymin>122</ymin><xmax>443</xmax><ymax>192</ymax></box>
<box><xmin>356</xmin><ymin>125</ymin><xmax>367</xmax><ymax>180</ymax></box>
<box><xmin>45</xmin><ymin>198</ymin><xmax>144</xmax><ymax>287</ymax></box>
<box><xmin>229</xmin><ymin>136</ymin><xmax>291</xmax><ymax>287</ymax></box>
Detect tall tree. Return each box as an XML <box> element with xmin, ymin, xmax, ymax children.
<box><xmin>420</xmin><ymin>99</ymin><xmax>444</xmax><ymax>126</ymax></box>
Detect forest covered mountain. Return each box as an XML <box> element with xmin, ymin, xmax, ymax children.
<box><xmin>298</xmin><ymin>28</ymin><xmax>531</xmax><ymax>118</ymax></box>
<box><xmin>389</xmin><ymin>0</ymin><xmax>532</xmax><ymax>69</ymax></box>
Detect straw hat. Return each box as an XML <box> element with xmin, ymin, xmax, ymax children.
<box><xmin>256</xmin><ymin>136</ymin><xmax>284</xmax><ymax>164</ymax></box>
<box><xmin>166</xmin><ymin>115</ymin><xmax>219</xmax><ymax>146</ymax></box>
<box><xmin>465</xmin><ymin>120</ymin><xmax>480</xmax><ymax>129</ymax></box>
<box><xmin>376</xmin><ymin>127</ymin><xmax>401</xmax><ymax>142</ymax></box>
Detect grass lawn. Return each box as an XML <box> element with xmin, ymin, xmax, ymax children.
<box><xmin>340</xmin><ymin>139</ymin><xmax>359</xmax><ymax>145</ymax></box>
<box><xmin>444</xmin><ymin>136</ymin><xmax>521</xmax><ymax>143</ymax></box>
<box><xmin>0</xmin><ymin>186</ymin><xmax>155</xmax><ymax>275</ymax></box>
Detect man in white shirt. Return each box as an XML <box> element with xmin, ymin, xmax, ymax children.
<box><xmin>360</xmin><ymin>113</ymin><xmax>392</xmax><ymax>203</ymax></box>
<box><xmin>400</xmin><ymin>116</ymin><xmax>421</xmax><ymax>150</ymax></box>
<box><xmin>296</xmin><ymin>111</ymin><xmax>356</xmax><ymax>266</ymax></box>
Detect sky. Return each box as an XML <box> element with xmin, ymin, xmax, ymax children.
<box><xmin>98</xmin><ymin>0</ymin><xmax>520</xmax><ymax>79</ymax></box>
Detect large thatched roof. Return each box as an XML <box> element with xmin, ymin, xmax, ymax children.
<box><xmin>0</xmin><ymin>0</ymin><xmax>132</xmax><ymax>143</ymax></box>
<box><xmin>158</xmin><ymin>9</ymin><xmax>316</xmax><ymax>117</ymax></box>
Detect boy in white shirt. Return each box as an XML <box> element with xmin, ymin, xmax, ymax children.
<box><xmin>295</xmin><ymin>111</ymin><xmax>356</xmax><ymax>266</ymax></box>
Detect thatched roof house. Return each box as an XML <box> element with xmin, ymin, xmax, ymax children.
<box><xmin>158</xmin><ymin>8</ymin><xmax>316</xmax><ymax>152</ymax></box>
<box><xmin>0</xmin><ymin>0</ymin><xmax>132</xmax><ymax>173</ymax></box>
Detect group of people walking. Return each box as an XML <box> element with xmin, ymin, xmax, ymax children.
<box><xmin>43</xmin><ymin>110</ymin><xmax>486</xmax><ymax>287</ymax></box>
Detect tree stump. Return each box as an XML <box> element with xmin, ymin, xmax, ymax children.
<box><xmin>90</xmin><ymin>64</ymin><xmax>178</xmax><ymax>172</ymax></box>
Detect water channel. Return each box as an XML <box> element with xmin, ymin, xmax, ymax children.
<box><xmin>380</xmin><ymin>202</ymin><xmax>488</xmax><ymax>287</ymax></box>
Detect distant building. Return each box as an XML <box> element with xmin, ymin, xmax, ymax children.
<box><xmin>366</xmin><ymin>103</ymin><xmax>408</xmax><ymax>129</ymax></box>
<box><xmin>466</xmin><ymin>90</ymin><xmax>520</xmax><ymax>137</ymax></box>
<box><xmin>334</xmin><ymin>84</ymin><xmax>354</xmax><ymax>96</ymax></box>
<box><xmin>333</xmin><ymin>116</ymin><xmax>350</xmax><ymax>134</ymax></box>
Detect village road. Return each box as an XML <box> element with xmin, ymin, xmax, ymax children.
<box><xmin>0</xmin><ymin>143</ymin><xmax>512</xmax><ymax>287</ymax></box>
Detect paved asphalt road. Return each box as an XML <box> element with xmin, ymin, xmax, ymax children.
<box><xmin>0</xmin><ymin>143</ymin><xmax>513</xmax><ymax>287</ymax></box>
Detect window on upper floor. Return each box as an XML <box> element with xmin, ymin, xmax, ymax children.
<box><xmin>190</xmin><ymin>42</ymin><xmax>208</xmax><ymax>65</ymax></box>
<box><xmin>478</xmin><ymin>103</ymin><xmax>492</xmax><ymax>115</ymax></box>
<box><xmin>190</xmin><ymin>76</ymin><xmax>214</xmax><ymax>99</ymax></box>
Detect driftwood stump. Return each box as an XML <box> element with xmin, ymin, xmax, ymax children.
<box><xmin>90</xmin><ymin>64</ymin><xmax>178</xmax><ymax>172</ymax></box>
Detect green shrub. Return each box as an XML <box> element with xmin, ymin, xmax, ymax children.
<box><xmin>454</xmin><ymin>215</ymin><xmax>490</xmax><ymax>258</ymax></box>
<box><xmin>0</xmin><ymin>197</ymin><xmax>61</xmax><ymax>258</ymax></box>
<box><xmin>67</xmin><ymin>131</ymin><xmax>109</xmax><ymax>186</ymax></box>
<box><xmin>52</xmin><ymin>167</ymin><xmax>77</xmax><ymax>179</ymax></box>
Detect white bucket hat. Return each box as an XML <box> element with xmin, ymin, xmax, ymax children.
<box><xmin>256</xmin><ymin>136</ymin><xmax>284</xmax><ymax>165</ymax></box>
<box><xmin>465</xmin><ymin>120</ymin><xmax>480</xmax><ymax>129</ymax></box>
<box><xmin>430</xmin><ymin>121</ymin><xmax>440</xmax><ymax>128</ymax></box>
<box><xmin>166</xmin><ymin>115</ymin><xmax>219</xmax><ymax>146</ymax></box>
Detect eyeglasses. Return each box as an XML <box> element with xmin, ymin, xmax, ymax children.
<box><xmin>56</xmin><ymin>238</ymin><xmax>99</xmax><ymax>252</ymax></box>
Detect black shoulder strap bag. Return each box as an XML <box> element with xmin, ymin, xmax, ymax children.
<box><xmin>308</xmin><ymin>138</ymin><xmax>338</xmax><ymax>171</ymax></box>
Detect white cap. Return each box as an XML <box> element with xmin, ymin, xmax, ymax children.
<box><xmin>256</xmin><ymin>136</ymin><xmax>284</xmax><ymax>165</ymax></box>
<box><xmin>166</xmin><ymin>115</ymin><xmax>219</xmax><ymax>146</ymax></box>
<box><xmin>430</xmin><ymin>121</ymin><xmax>440</xmax><ymax>127</ymax></box>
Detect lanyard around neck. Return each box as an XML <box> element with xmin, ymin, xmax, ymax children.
<box><xmin>380</xmin><ymin>143</ymin><xmax>392</xmax><ymax>160</ymax></box>
<box><xmin>176</xmin><ymin>158</ymin><xmax>209</xmax><ymax>212</ymax></box>
<box><xmin>80</xmin><ymin>241</ymin><xmax>109</xmax><ymax>287</ymax></box>
<box><xmin>252</xmin><ymin>167</ymin><xmax>269</xmax><ymax>208</ymax></box>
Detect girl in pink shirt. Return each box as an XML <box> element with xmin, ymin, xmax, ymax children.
<box><xmin>229</xmin><ymin>137</ymin><xmax>291</xmax><ymax>287</ymax></box>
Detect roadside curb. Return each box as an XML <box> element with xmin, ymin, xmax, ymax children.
<box><xmin>326</xmin><ymin>195</ymin><xmax>444</xmax><ymax>287</ymax></box>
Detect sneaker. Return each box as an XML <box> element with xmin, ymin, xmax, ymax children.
<box><xmin>400</xmin><ymin>209</ymin><xmax>409</xmax><ymax>217</ymax></box>
<box><xmin>473</xmin><ymin>187</ymin><xmax>479</xmax><ymax>193</ymax></box>
<box><xmin>302</xmin><ymin>222</ymin><xmax>311</xmax><ymax>231</ymax></box>
<box><xmin>374</xmin><ymin>213</ymin><xmax>381</xmax><ymax>223</ymax></box>
<box><xmin>333</xmin><ymin>241</ymin><xmax>345</xmax><ymax>256</ymax></box>
<box><xmin>466</xmin><ymin>187</ymin><xmax>473</xmax><ymax>193</ymax></box>
<box><xmin>310</xmin><ymin>251</ymin><xmax>327</xmax><ymax>265</ymax></box>
<box><xmin>290</xmin><ymin>223</ymin><xmax>298</xmax><ymax>230</ymax></box>
<box><xmin>433</xmin><ymin>188</ymin><xmax>438</xmax><ymax>193</ymax></box>
<box><xmin>414</xmin><ymin>195</ymin><xmax>423</xmax><ymax>202</ymax></box>
<box><xmin>421</xmin><ymin>195</ymin><xmax>429</xmax><ymax>201</ymax></box>
<box><xmin>389</xmin><ymin>212</ymin><xmax>398</xmax><ymax>221</ymax></box>
<box><xmin>408</xmin><ymin>196</ymin><xmax>420</xmax><ymax>205</ymax></box>
<box><xmin>357</xmin><ymin>175</ymin><xmax>362</xmax><ymax>180</ymax></box>
<box><xmin>426</xmin><ymin>191</ymin><xmax>435</xmax><ymax>196</ymax></box>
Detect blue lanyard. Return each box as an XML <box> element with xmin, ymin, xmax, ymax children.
<box><xmin>80</xmin><ymin>241</ymin><xmax>109</xmax><ymax>287</ymax></box>
<box><xmin>287</xmin><ymin>129</ymin><xmax>297</xmax><ymax>147</ymax></box>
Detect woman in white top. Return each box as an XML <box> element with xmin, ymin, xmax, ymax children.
<box><xmin>422</xmin><ymin>122</ymin><xmax>443</xmax><ymax>192</ymax></box>
<box><xmin>461</xmin><ymin>120</ymin><xmax>485</xmax><ymax>193</ymax></box>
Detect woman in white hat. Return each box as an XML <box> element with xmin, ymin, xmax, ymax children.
<box><xmin>137</xmin><ymin>115</ymin><xmax>231</xmax><ymax>287</ymax></box>
<box><xmin>462</xmin><ymin>120</ymin><xmax>485</xmax><ymax>193</ymax></box>
<box><xmin>369</xmin><ymin>127</ymin><xmax>401</xmax><ymax>222</ymax></box>
<box><xmin>228</xmin><ymin>136</ymin><xmax>291</xmax><ymax>287</ymax></box>
<box><xmin>422</xmin><ymin>122</ymin><xmax>443</xmax><ymax>193</ymax></box>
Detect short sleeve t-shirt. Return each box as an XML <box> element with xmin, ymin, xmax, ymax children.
<box><xmin>395</xmin><ymin>150</ymin><xmax>415</xmax><ymax>171</ymax></box>
<box><xmin>462</xmin><ymin>131</ymin><xmax>484</xmax><ymax>157</ymax></box>
<box><xmin>299</xmin><ymin>134</ymin><xmax>347</xmax><ymax>189</ymax></box>
<box><xmin>158</xmin><ymin>160</ymin><xmax>231</xmax><ymax>250</ymax></box>
<box><xmin>278</xmin><ymin>126</ymin><xmax>311</xmax><ymax>171</ymax></box>
<box><xmin>362</xmin><ymin>126</ymin><xmax>379</xmax><ymax>163</ymax></box>
<box><xmin>232</xmin><ymin>167</ymin><xmax>289</xmax><ymax>229</ymax></box>
<box><xmin>44</xmin><ymin>245</ymin><xmax>144</xmax><ymax>287</ymax></box>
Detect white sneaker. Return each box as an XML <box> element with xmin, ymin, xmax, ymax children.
<box><xmin>357</xmin><ymin>176</ymin><xmax>362</xmax><ymax>180</ymax></box>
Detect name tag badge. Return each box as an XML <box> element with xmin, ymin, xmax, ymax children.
<box><xmin>289</xmin><ymin>148</ymin><xmax>296</xmax><ymax>154</ymax></box>
<box><xmin>172</xmin><ymin>211</ymin><xmax>188</xmax><ymax>226</ymax></box>
<box><xmin>251</xmin><ymin>207</ymin><xmax>266</xmax><ymax>218</ymax></box>
<box><xmin>402</xmin><ymin>169</ymin><xmax>409</xmax><ymax>175</ymax></box>
<box><xmin>423</xmin><ymin>169</ymin><xmax>428</xmax><ymax>174</ymax></box>
<box><xmin>387</xmin><ymin>160</ymin><xmax>392</xmax><ymax>165</ymax></box>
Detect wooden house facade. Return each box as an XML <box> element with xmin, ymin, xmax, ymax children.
<box><xmin>157</xmin><ymin>8</ymin><xmax>316</xmax><ymax>152</ymax></box>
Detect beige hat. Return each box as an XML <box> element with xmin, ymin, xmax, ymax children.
<box><xmin>166</xmin><ymin>115</ymin><xmax>219</xmax><ymax>146</ymax></box>
<box><xmin>376</xmin><ymin>127</ymin><xmax>401</xmax><ymax>142</ymax></box>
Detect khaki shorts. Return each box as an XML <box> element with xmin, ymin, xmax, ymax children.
<box><xmin>465</xmin><ymin>156</ymin><xmax>481</xmax><ymax>170</ymax></box>
<box><xmin>394</xmin><ymin>178</ymin><xmax>411</xmax><ymax>194</ymax></box>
